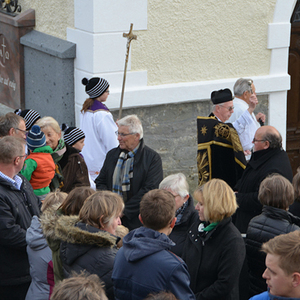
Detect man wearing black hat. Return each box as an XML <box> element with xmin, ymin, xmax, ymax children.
<box><xmin>197</xmin><ymin>88</ymin><xmax>251</xmax><ymax>188</ymax></box>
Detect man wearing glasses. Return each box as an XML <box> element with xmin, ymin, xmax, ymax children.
<box><xmin>0</xmin><ymin>136</ymin><xmax>41</xmax><ymax>299</ymax></box>
<box><xmin>0</xmin><ymin>112</ymin><xmax>27</xmax><ymax>139</ymax></box>
<box><xmin>95</xmin><ymin>114</ymin><xmax>163</xmax><ymax>231</ymax></box>
<box><xmin>234</xmin><ymin>125</ymin><xmax>293</xmax><ymax>234</ymax></box>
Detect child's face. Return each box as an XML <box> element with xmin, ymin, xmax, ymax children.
<box><xmin>263</xmin><ymin>253</ymin><xmax>294</xmax><ymax>298</ymax></box>
<box><xmin>72</xmin><ymin>138</ymin><xmax>85</xmax><ymax>152</ymax></box>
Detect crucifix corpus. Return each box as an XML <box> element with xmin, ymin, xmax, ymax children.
<box><xmin>119</xmin><ymin>23</ymin><xmax>137</xmax><ymax>119</ymax></box>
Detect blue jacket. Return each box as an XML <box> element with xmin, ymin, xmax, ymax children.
<box><xmin>250</xmin><ymin>291</ymin><xmax>300</xmax><ymax>300</ymax></box>
<box><xmin>112</xmin><ymin>226</ymin><xmax>195</xmax><ymax>300</ymax></box>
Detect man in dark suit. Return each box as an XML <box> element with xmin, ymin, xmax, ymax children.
<box><xmin>234</xmin><ymin>125</ymin><xmax>293</xmax><ymax>235</ymax></box>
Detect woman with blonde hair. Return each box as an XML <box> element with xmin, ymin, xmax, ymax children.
<box><xmin>56</xmin><ymin>191</ymin><xmax>124</xmax><ymax>300</ymax></box>
<box><xmin>182</xmin><ymin>179</ymin><xmax>245</xmax><ymax>300</ymax></box>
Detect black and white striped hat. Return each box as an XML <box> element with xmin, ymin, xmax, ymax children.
<box><xmin>62</xmin><ymin>123</ymin><xmax>85</xmax><ymax>146</ymax></box>
<box><xmin>82</xmin><ymin>77</ymin><xmax>109</xmax><ymax>99</ymax></box>
<box><xmin>14</xmin><ymin>109</ymin><xmax>41</xmax><ymax>131</ymax></box>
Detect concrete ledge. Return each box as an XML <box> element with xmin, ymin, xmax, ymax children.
<box><xmin>0</xmin><ymin>103</ymin><xmax>13</xmax><ymax>116</ymax></box>
<box><xmin>20</xmin><ymin>30</ymin><xmax>76</xmax><ymax>59</ymax></box>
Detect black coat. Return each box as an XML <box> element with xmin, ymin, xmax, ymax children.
<box><xmin>95</xmin><ymin>139</ymin><xmax>163</xmax><ymax>230</ymax></box>
<box><xmin>0</xmin><ymin>175</ymin><xmax>41</xmax><ymax>286</ymax></box>
<box><xmin>289</xmin><ymin>201</ymin><xmax>300</xmax><ymax>218</ymax></box>
<box><xmin>246</xmin><ymin>206</ymin><xmax>300</xmax><ymax>297</ymax></box>
<box><xmin>182</xmin><ymin>217</ymin><xmax>245</xmax><ymax>300</ymax></box>
<box><xmin>234</xmin><ymin>147</ymin><xmax>293</xmax><ymax>233</ymax></box>
<box><xmin>57</xmin><ymin>216</ymin><xmax>119</xmax><ymax>300</ymax></box>
<box><xmin>169</xmin><ymin>195</ymin><xmax>199</xmax><ymax>257</ymax></box>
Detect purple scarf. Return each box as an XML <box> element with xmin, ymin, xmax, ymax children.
<box><xmin>89</xmin><ymin>100</ymin><xmax>109</xmax><ymax>112</ymax></box>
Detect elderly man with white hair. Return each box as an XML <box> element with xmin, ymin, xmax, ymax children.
<box><xmin>159</xmin><ymin>173</ymin><xmax>198</xmax><ymax>257</ymax></box>
<box><xmin>95</xmin><ymin>114</ymin><xmax>163</xmax><ymax>231</ymax></box>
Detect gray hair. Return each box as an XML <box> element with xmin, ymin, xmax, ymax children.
<box><xmin>233</xmin><ymin>78</ymin><xmax>253</xmax><ymax>96</ymax></box>
<box><xmin>264</xmin><ymin>131</ymin><xmax>282</xmax><ymax>149</ymax></box>
<box><xmin>0</xmin><ymin>136</ymin><xmax>25</xmax><ymax>164</ymax></box>
<box><xmin>159</xmin><ymin>173</ymin><xmax>189</xmax><ymax>198</ymax></box>
<box><xmin>116</xmin><ymin>114</ymin><xmax>143</xmax><ymax>139</ymax></box>
<box><xmin>0</xmin><ymin>113</ymin><xmax>24</xmax><ymax>137</ymax></box>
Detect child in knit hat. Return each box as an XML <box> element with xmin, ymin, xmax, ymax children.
<box><xmin>61</xmin><ymin>123</ymin><xmax>85</xmax><ymax>152</ymax></box>
<box><xmin>20</xmin><ymin>125</ymin><xmax>55</xmax><ymax>200</ymax></box>
<box><xmin>62</xmin><ymin>123</ymin><xmax>96</xmax><ymax>190</ymax></box>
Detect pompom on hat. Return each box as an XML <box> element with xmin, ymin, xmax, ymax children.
<box><xmin>27</xmin><ymin>125</ymin><xmax>46</xmax><ymax>151</ymax></box>
<box><xmin>62</xmin><ymin>123</ymin><xmax>85</xmax><ymax>146</ymax></box>
<box><xmin>211</xmin><ymin>88</ymin><xmax>234</xmax><ymax>105</ymax></box>
<box><xmin>14</xmin><ymin>109</ymin><xmax>41</xmax><ymax>131</ymax></box>
<box><xmin>82</xmin><ymin>77</ymin><xmax>109</xmax><ymax>99</ymax></box>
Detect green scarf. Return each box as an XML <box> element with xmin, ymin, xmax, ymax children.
<box><xmin>203</xmin><ymin>222</ymin><xmax>219</xmax><ymax>232</ymax></box>
<box><xmin>51</xmin><ymin>139</ymin><xmax>66</xmax><ymax>164</ymax></box>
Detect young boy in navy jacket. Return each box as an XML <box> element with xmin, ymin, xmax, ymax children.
<box><xmin>112</xmin><ymin>189</ymin><xmax>195</xmax><ymax>300</ymax></box>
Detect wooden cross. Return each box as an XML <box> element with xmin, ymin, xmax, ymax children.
<box><xmin>119</xmin><ymin>24</ymin><xmax>137</xmax><ymax>119</ymax></box>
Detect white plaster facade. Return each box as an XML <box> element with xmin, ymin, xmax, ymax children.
<box><xmin>21</xmin><ymin>0</ymin><xmax>297</xmax><ymax>147</ymax></box>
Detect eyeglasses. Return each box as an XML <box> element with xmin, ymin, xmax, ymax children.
<box><xmin>105</xmin><ymin>90</ymin><xmax>110</xmax><ymax>94</ymax></box>
<box><xmin>115</xmin><ymin>131</ymin><xmax>136</xmax><ymax>137</ymax></box>
<box><xmin>219</xmin><ymin>105</ymin><xmax>234</xmax><ymax>112</ymax></box>
<box><xmin>252</xmin><ymin>138</ymin><xmax>266</xmax><ymax>143</ymax></box>
<box><xmin>15</xmin><ymin>128</ymin><xmax>27</xmax><ymax>134</ymax></box>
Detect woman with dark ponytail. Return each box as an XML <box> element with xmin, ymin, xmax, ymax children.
<box><xmin>80</xmin><ymin>77</ymin><xmax>118</xmax><ymax>182</ymax></box>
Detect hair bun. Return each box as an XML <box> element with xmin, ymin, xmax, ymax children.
<box><xmin>82</xmin><ymin>78</ymin><xmax>89</xmax><ymax>86</ymax></box>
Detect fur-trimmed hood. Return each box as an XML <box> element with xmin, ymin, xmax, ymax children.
<box><xmin>56</xmin><ymin>215</ymin><xmax>117</xmax><ymax>247</ymax></box>
<box><xmin>58</xmin><ymin>215</ymin><xmax>118</xmax><ymax>267</ymax></box>
<box><xmin>40</xmin><ymin>206</ymin><xmax>62</xmax><ymax>241</ymax></box>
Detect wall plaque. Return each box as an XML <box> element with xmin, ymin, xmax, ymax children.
<box><xmin>0</xmin><ymin>9</ymin><xmax>35</xmax><ymax>109</ymax></box>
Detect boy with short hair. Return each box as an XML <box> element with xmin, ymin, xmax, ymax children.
<box><xmin>250</xmin><ymin>230</ymin><xmax>300</xmax><ymax>300</ymax></box>
<box><xmin>112</xmin><ymin>189</ymin><xmax>195</xmax><ymax>300</ymax></box>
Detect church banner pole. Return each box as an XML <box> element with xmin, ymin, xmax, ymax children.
<box><xmin>119</xmin><ymin>23</ymin><xmax>137</xmax><ymax>120</ymax></box>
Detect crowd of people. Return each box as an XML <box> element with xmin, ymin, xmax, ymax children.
<box><xmin>1</xmin><ymin>76</ymin><xmax>300</xmax><ymax>300</ymax></box>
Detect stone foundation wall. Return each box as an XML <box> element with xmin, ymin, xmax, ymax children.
<box><xmin>111</xmin><ymin>95</ymin><xmax>268</xmax><ymax>192</ymax></box>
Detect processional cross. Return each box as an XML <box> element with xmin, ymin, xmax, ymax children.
<box><xmin>119</xmin><ymin>23</ymin><xmax>137</xmax><ymax>119</ymax></box>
